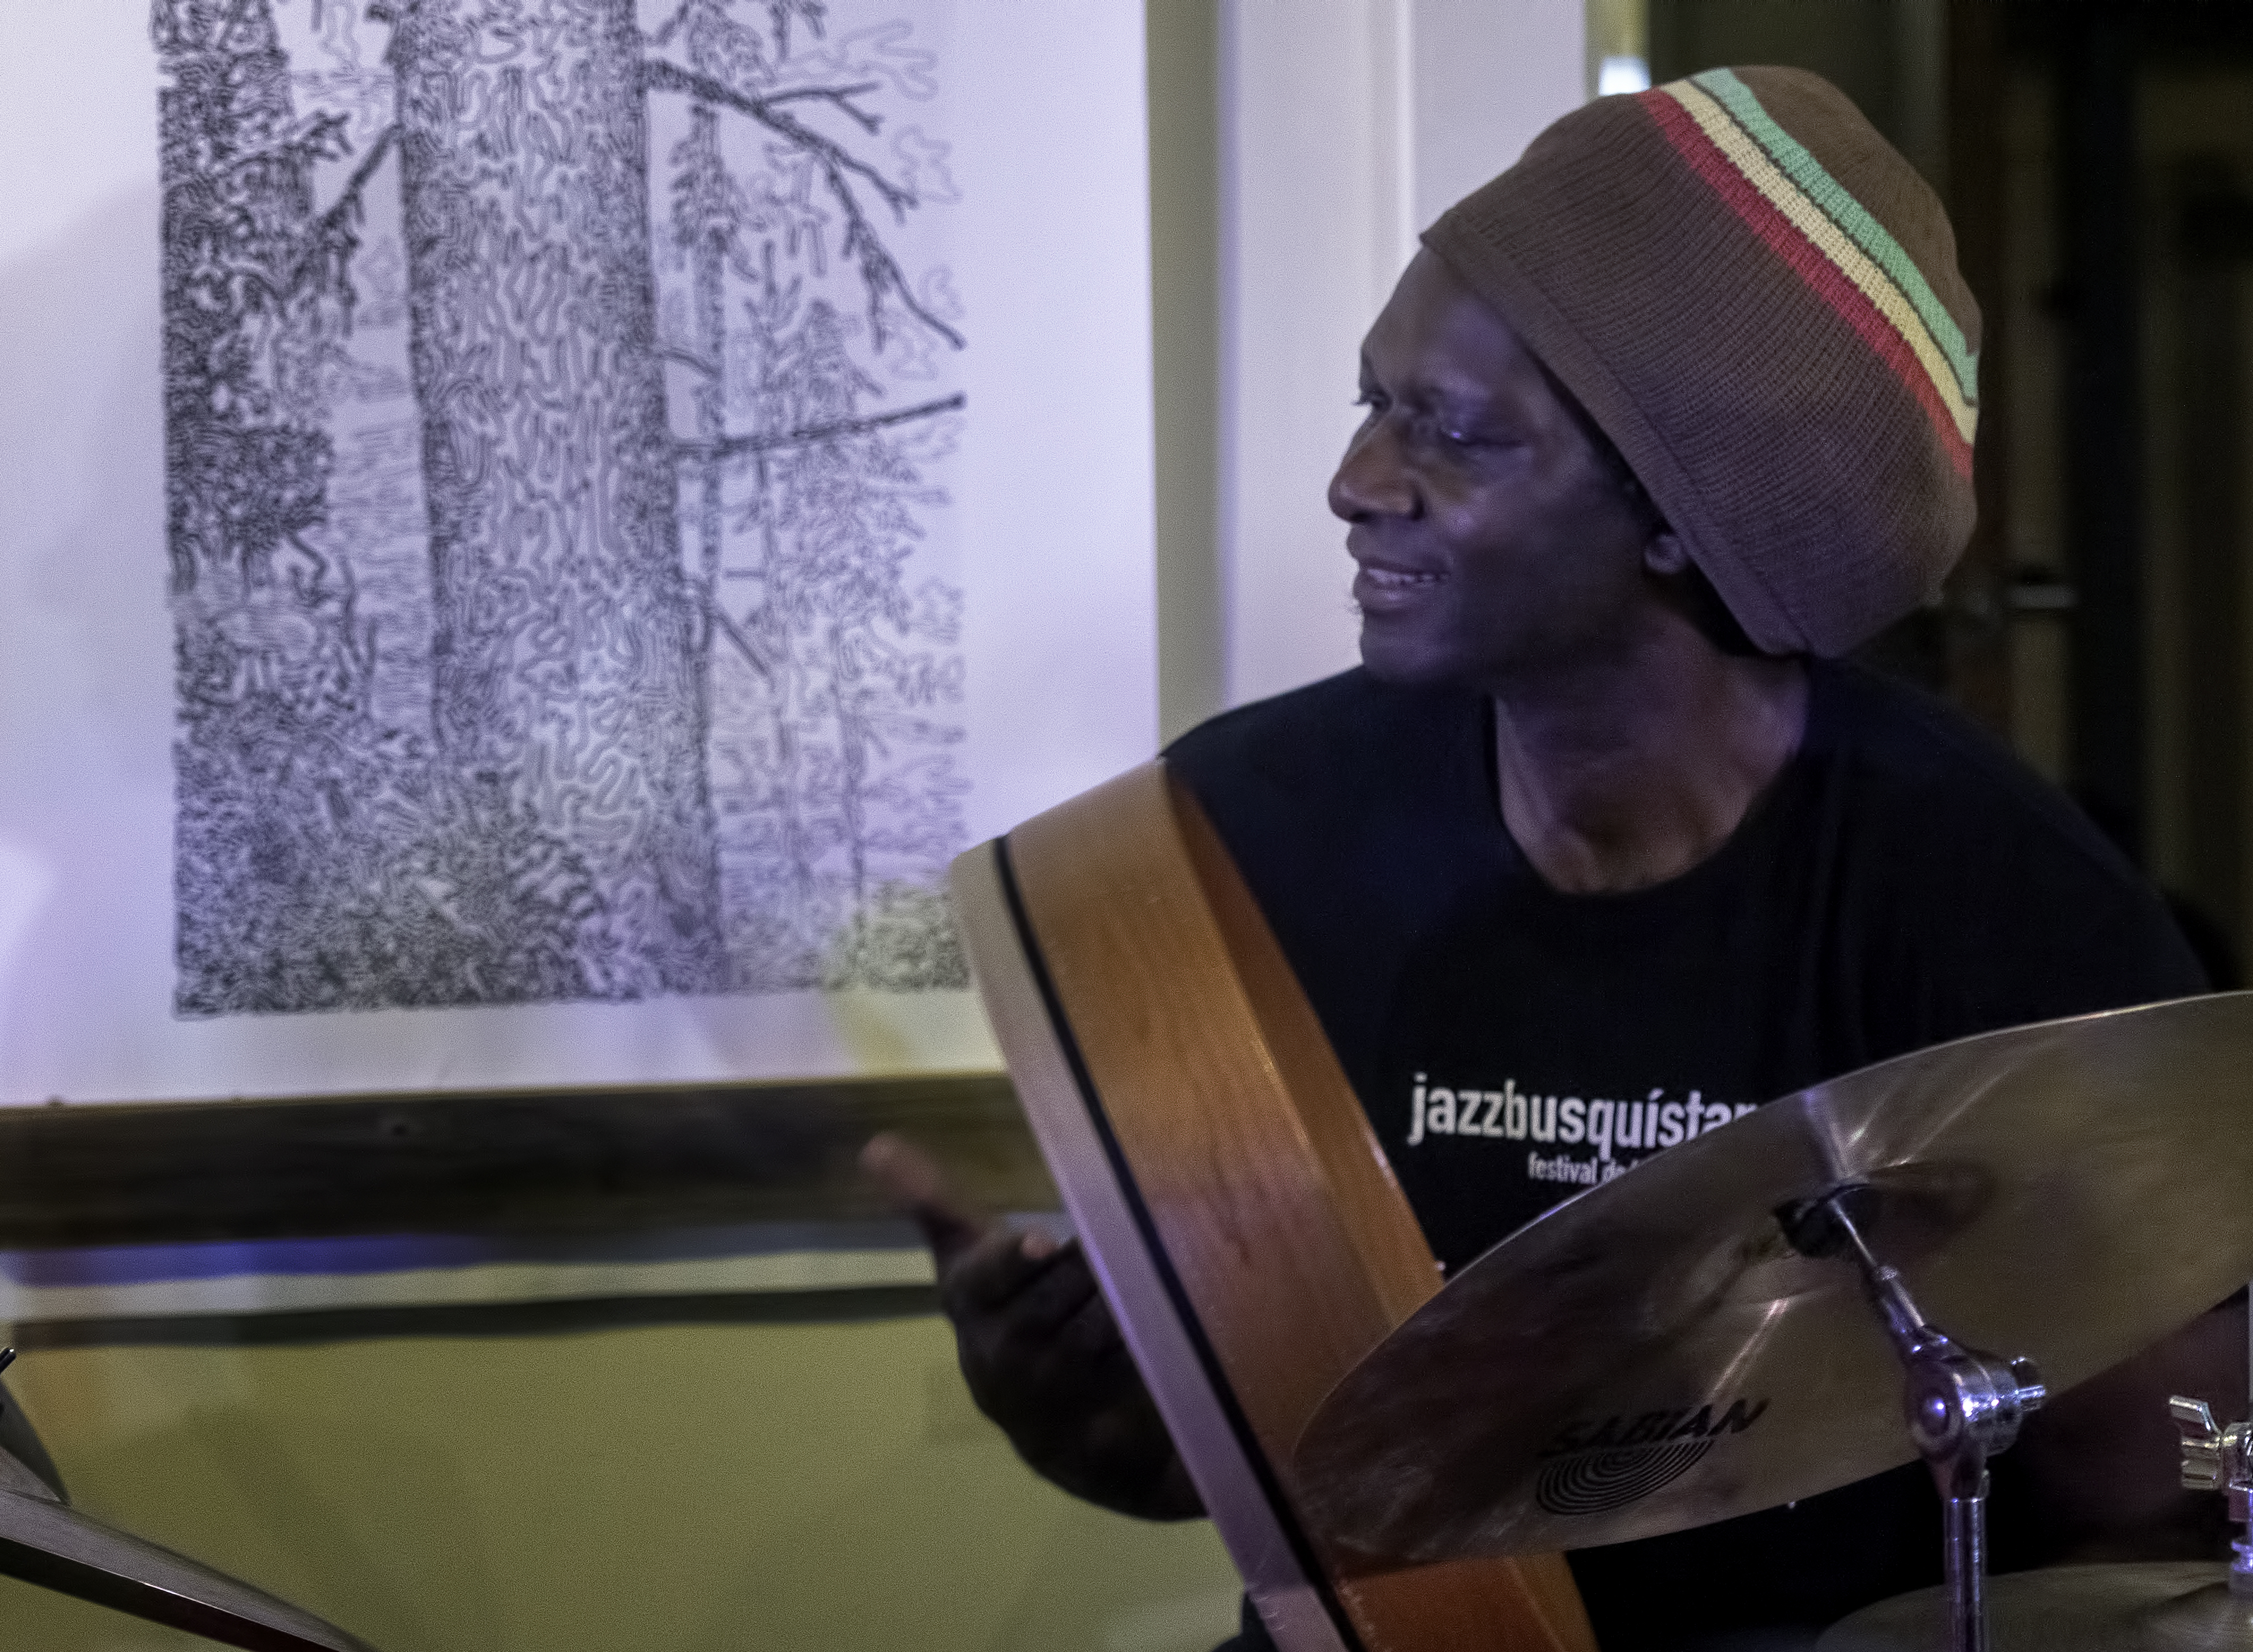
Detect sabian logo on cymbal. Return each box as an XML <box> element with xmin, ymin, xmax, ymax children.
<box><xmin>1539</xmin><ymin>1398</ymin><xmax>1769</xmax><ymax>1457</ymax></box>
<box><xmin>1533</xmin><ymin>1398</ymin><xmax>1770</xmax><ymax>1517</ymax></box>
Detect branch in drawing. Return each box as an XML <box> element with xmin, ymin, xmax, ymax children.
<box><xmin>679</xmin><ymin>391</ymin><xmax>963</xmax><ymax>463</ymax></box>
<box><xmin>643</xmin><ymin>57</ymin><xmax>964</xmax><ymax>349</ymax></box>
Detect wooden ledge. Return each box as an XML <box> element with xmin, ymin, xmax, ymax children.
<box><xmin>0</xmin><ymin>1074</ymin><xmax>1052</xmax><ymax>1250</ymax></box>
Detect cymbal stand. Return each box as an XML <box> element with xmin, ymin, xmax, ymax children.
<box><xmin>1782</xmin><ymin>1186</ymin><xmax>2046</xmax><ymax>1652</ymax></box>
<box><xmin>2169</xmin><ymin>1394</ymin><xmax>2253</xmax><ymax>1595</ymax></box>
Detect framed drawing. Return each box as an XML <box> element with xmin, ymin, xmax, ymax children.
<box><xmin>0</xmin><ymin>0</ymin><xmax>1157</xmax><ymax>1104</ymax></box>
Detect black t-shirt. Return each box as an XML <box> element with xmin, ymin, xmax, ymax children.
<box><xmin>1166</xmin><ymin>661</ymin><xmax>2204</xmax><ymax>1650</ymax></box>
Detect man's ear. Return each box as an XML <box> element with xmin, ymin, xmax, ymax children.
<box><xmin>1642</xmin><ymin>527</ymin><xmax>1691</xmax><ymax>578</ymax></box>
<box><xmin>1650</xmin><ymin>546</ymin><xmax>1768</xmax><ymax>657</ymax></box>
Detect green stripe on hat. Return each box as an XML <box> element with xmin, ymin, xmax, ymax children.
<box><xmin>1692</xmin><ymin>68</ymin><xmax>1978</xmax><ymax>403</ymax></box>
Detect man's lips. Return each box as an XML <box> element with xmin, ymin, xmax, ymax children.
<box><xmin>1351</xmin><ymin>556</ymin><xmax>1445</xmax><ymax>612</ymax></box>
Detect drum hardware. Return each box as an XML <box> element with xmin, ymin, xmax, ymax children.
<box><xmin>1780</xmin><ymin>1184</ymin><xmax>2045</xmax><ymax>1652</ymax></box>
<box><xmin>1296</xmin><ymin>992</ymin><xmax>2253</xmax><ymax>1646</ymax></box>
<box><xmin>2171</xmin><ymin>1394</ymin><xmax>2253</xmax><ymax>1598</ymax></box>
<box><xmin>1816</xmin><ymin>1391</ymin><xmax>2253</xmax><ymax>1649</ymax></box>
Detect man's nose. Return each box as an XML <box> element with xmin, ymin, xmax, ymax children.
<box><xmin>1328</xmin><ymin>421</ymin><xmax>1416</xmax><ymax>522</ymax></box>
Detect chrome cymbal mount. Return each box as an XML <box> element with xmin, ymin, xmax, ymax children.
<box><xmin>2169</xmin><ymin>1394</ymin><xmax>2253</xmax><ymax>1597</ymax></box>
<box><xmin>1781</xmin><ymin>1184</ymin><xmax>2045</xmax><ymax>1652</ymax></box>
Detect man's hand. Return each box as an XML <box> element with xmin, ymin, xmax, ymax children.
<box><xmin>862</xmin><ymin>1132</ymin><xmax>1204</xmax><ymax>1520</ymax></box>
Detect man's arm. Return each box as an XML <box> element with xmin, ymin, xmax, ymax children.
<box><xmin>863</xmin><ymin>1134</ymin><xmax>1203</xmax><ymax>1521</ymax></box>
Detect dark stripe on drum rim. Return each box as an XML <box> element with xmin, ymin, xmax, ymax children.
<box><xmin>993</xmin><ymin>835</ymin><xmax>1368</xmax><ymax>1652</ymax></box>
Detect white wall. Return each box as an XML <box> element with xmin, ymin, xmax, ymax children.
<box><xmin>1411</xmin><ymin>0</ymin><xmax>1591</xmax><ymax>232</ymax></box>
<box><xmin>1207</xmin><ymin>0</ymin><xmax>1588</xmax><ymax>712</ymax></box>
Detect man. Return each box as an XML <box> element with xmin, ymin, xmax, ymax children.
<box><xmin>873</xmin><ymin>67</ymin><xmax>2224</xmax><ymax>1650</ymax></box>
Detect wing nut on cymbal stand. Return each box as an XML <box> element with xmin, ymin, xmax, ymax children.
<box><xmin>1780</xmin><ymin>1184</ymin><xmax>2046</xmax><ymax>1652</ymax></box>
<box><xmin>2167</xmin><ymin>1394</ymin><xmax>2253</xmax><ymax>1597</ymax></box>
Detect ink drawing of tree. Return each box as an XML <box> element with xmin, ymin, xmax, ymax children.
<box><xmin>156</xmin><ymin>0</ymin><xmax>970</xmax><ymax>1014</ymax></box>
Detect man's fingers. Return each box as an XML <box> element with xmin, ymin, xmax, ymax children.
<box><xmin>946</xmin><ymin>1228</ymin><xmax>1083</xmax><ymax>1314</ymax></box>
<box><xmin>986</xmin><ymin>1237</ymin><xmax>1100</xmax><ymax>1330</ymax></box>
<box><xmin>861</xmin><ymin>1132</ymin><xmax>987</xmax><ymax>1263</ymax></box>
<box><xmin>1052</xmin><ymin>1271</ymin><xmax>1128</xmax><ymax>1364</ymax></box>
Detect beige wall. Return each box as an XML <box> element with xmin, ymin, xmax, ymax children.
<box><xmin>1</xmin><ymin>1317</ymin><xmax>1240</xmax><ymax>1651</ymax></box>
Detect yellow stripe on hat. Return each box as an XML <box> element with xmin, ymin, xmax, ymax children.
<box><xmin>1662</xmin><ymin>78</ymin><xmax>1977</xmax><ymax>446</ymax></box>
<box><xmin>1695</xmin><ymin>69</ymin><xmax>1977</xmax><ymax>402</ymax></box>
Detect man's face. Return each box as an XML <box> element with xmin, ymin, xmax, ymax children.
<box><xmin>1331</xmin><ymin>250</ymin><xmax>1658</xmax><ymax>693</ymax></box>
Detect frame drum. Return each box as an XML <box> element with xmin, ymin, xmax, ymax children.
<box><xmin>951</xmin><ymin>762</ymin><xmax>1593</xmax><ymax>1652</ymax></box>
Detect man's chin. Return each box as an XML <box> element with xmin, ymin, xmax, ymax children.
<box><xmin>1359</xmin><ymin>635</ymin><xmax>1464</xmax><ymax>690</ymax></box>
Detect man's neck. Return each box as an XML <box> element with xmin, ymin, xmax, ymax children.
<box><xmin>1490</xmin><ymin>632</ymin><xmax>1810</xmax><ymax>896</ymax></box>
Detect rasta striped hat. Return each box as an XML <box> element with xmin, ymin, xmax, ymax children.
<box><xmin>1424</xmin><ymin>66</ymin><xmax>1978</xmax><ymax>657</ymax></box>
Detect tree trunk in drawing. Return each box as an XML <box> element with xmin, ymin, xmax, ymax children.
<box><xmin>389</xmin><ymin>0</ymin><xmax>727</xmax><ymax>997</ymax></box>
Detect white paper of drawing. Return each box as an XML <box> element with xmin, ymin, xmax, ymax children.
<box><xmin>0</xmin><ymin>1</ymin><xmax>1155</xmax><ymax>1103</ymax></box>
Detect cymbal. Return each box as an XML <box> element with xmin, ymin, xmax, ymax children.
<box><xmin>0</xmin><ymin>1442</ymin><xmax>377</xmax><ymax>1651</ymax></box>
<box><xmin>1295</xmin><ymin>992</ymin><xmax>2253</xmax><ymax>1564</ymax></box>
<box><xmin>1819</xmin><ymin>1563</ymin><xmax>2252</xmax><ymax>1650</ymax></box>
<box><xmin>0</xmin><ymin>1377</ymin><xmax>65</xmax><ymax>1501</ymax></box>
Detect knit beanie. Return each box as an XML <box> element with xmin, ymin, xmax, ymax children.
<box><xmin>1423</xmin><ymin>66</ymin><xmax>1978</xmax><ymax>658</ymax></box>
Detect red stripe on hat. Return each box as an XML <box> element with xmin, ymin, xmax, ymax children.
<box><xmin>1640</xmin><ymin>91</ymin><xmax>1974</xmax><ymax>480</ymax></box>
